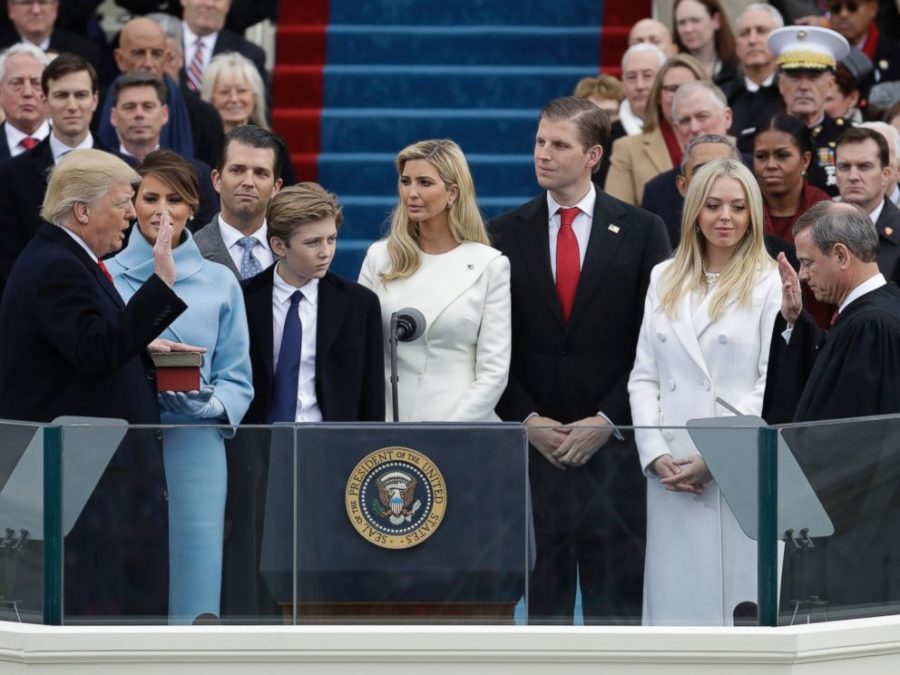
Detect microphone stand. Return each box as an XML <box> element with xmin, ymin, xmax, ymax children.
<box><xmin>389</xmin><ymin>312</ymin><xmax>400</xmax><ymax>422</ymax></box>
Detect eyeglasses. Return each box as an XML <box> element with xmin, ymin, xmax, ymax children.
<box><xmin>828</xmin><ymin>1</ymin><xmax>861</xmax><ymax>13</ymax></box>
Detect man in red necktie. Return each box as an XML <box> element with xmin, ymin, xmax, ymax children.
<box><xmin>489</xmin><ymin>97</ymin><xmax>671</xmax><ymax>624</ymax></box>
<box><xmin>0</xmin><ymin>42</ymin><xmax>50</xmax><ymax>160</ymax></box>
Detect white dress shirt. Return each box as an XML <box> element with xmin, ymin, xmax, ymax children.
<box><xmin>839</xmin><ymin>273</ymin><xmax>886</xmax><ymax>314</ymax></box>
<box><xmin>5</xmin><ymin>120</ymin><xmax>50</xmax><ymax>157</ymax></box>
<box><xmin>183</xmin><ymin>22</ymin><xmax>219</xmax><ymax>77</ymax></box>
<box><xmin>272</xmin><ymin>264</ymin><xmax>321</xmax><ymax>422</ymax></box>
<box><xmin>50</xmin><ymin>131</ymin><xmax>94</xmax><ymax>165</ymax></box>
<box><xmin>218</xmin><ymin>215</ymin><xmax>274</xmax><ymax>272</ymax></box>
<box><xmin>869</xmin><ymin>199</ymin><xmax>886</xmax><ymax>228</ymax></box>
<box><xmin>743</xmin><ymin>72</ymin><xmax>775</xmax><ymax>93</ymax></box>
<box><xmin>59</xmin><ymin>226</ymin><xmax>98</xmax><ymax>262</ymax></box>
<box><xmin>546</xmin><ymin>182</ymin><xmax>595</xmax><ymax>281</ymax></box>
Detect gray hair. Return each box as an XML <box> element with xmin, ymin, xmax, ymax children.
<box><xmin>793</xmin><ymin>201</ymin><xmax>879</xmax><ymax>263</ymax></box>
<box><xmin>680</xmin><ymin>134</ymin><xmax>740</xmax><ymax>175</ymax></box>
<box><xmin>621</xmin><ymin>43</ymin><xmax>667</xmax><ymax>70</ymax></box>
<box><xmin>0</xmin><ymin>42</ymin><xmax>51</xmax><ymax>82</ymax></box>
<box><xmin>147</xmin><ymin>12</ymin><xmax>184</xmax><ymax>57</ymax></box>
<box><xmin>672</xmin><ymin>80</ymin><xmax>727</xmax><ymax>121</ymax></box>
<box><xmin>736</xmin><ymin>3</ymin><xmax>785</xmax><ymax>30</ymax></box>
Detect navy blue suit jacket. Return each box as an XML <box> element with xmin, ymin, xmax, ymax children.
<box><xmin>0</xmin><ymin>223</ymin><xmax>186</xmax><ymax>616</ymax></box>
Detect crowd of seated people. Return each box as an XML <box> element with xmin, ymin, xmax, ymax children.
<box><xmin>1</xmin><ymin>0</ymin><xmax>900</xmax><ymax>632</ymax></box>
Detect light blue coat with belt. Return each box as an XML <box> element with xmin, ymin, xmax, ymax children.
<box><xmin>109</xmin><ymin>228</ymin><xmax>253</xmax><ymax>624</ymax></box>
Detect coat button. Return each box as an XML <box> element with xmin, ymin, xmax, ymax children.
<box><xmin>667</xmin><ymin>379</ymin><xmax>676</xmax><ymax>391</ymax></box>
<box><xmin>155</xmin><ymin>430</ymin><xmax>163</xmax><ymax>441</ymax></box>
<box><xmin>663</xmin><ymin>431</ymin><xmax>675</xmax><ymax>441</ymax></box>
<box><xmin>146</xmin><ymin>368</ymin><xmax>156</xmax><ymax>381</ymax></box>
<box><xmin>657</xmin><ymin>332</ymin><xmax>666</xmax><ymax>342</ymax></box>
<box><xmin>718</xmin><ymin>334</ymin><xmax>727</xmax><ymax>344</ymax></box>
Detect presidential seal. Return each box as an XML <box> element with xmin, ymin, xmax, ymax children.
<box><xmin>345</xmin><ymin>447</ymin><xmax>447</xmax><ymax>549</ymax></box>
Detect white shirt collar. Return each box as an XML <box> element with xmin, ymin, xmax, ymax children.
<box><xmin>618</xmin><ymin>99</ymin><xmax>644</xmax><ymax>136</ymax></box>
<box><xmin>118</xmin><ymin>143</ymin><xmax>159</xmax><ymax>160</ymax></box>
<box><xmin>744</xmin><ymin>71</ymin><xmax>775</xmax><ymax>93</ymax></box>
<box><xmin>272</xmin><ymin>262</ymin><xmax>319</xmax><ymax>305</ymax></box>
<box><xmin>5</xmin><ymin>119</ymin><xmax>50</xmax><ymax>153</ymax></box>
<box><xmin>50</xmin><ymin>130</ymin><xmax>94</xmax><ymax>164</ymax></box>
<box><xmin>840</xmin><ymin>273</ymin><xmax>886</xmax><ymax>314</ymax></box>
<box><xmin>218</xmin><ymin>214</ymin><xmax>270</xmax><ymax>251</ymax></box>
<box><xmin>59</xmin><ymin>225</ymin><xmax>98</xmax><ymax>262</ymax></box>
<box><xmin>182</xmin><ymin>22</ymin><xmax>219</xmax><ymax>57</ymax></box>
<box><xmin>869</xmin><ymin>199</ymin><xmax>886</xmax><ymax>226</ymax></box>
<box><xmin>546</xmin><ymin>182</ymin><xmax>596</xmax><ymax>221</ymax></box>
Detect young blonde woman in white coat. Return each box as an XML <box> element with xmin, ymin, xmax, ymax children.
<box><xmin>628</xmin><ymin>159</ymin><xmax>781</xmax><ymax>626</ymax></box>
<box><xmin>359</xmin><ymin>139</ymin><xmax>511</xmax><ymax>421</ymax></box>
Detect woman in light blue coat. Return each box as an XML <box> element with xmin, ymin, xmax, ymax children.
<box><xmin>108</xmin><ymin>149</ymin><xmax>253</xmax><ymax>624</ymax></box>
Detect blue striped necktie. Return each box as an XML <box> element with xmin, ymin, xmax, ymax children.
<box><xmin>268</xmin><ymin>290</ymin><xmax>303</xmax><ymax>423</ymax></box>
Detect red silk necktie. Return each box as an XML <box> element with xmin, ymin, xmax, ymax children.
<box><xmin>97</xmin><ymin>259</ymin><xmax>113</xmax><ymax>283</ymax></box>
<box><xmin>20</xmin><ymin>137</ymin><xmax>37</xmax><ymax>151</ymax></box>
<box><xmin>556</xmin><ymin>207</ymin><xmax>581</xmax><ymax>321</ymax></box>
<box><xmin>830</xmin><ymin>309</ymin><xmax>839</xmax><ymax>327</ymax></box>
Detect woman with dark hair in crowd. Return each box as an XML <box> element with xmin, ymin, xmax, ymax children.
<box><xmin>673</xmin><ymin>0</ymin><xmax>738</xmax><ymax>84</ymax></box>
<box><xmin>606</xmin><ymin>53</ymin><xmax>709</xmax><ymax>205</ymax></box>
<box><xmin>753</xmin><ymin>113</ymin><xmax>833</xmax><ymax>327</ymax></box>
<box><xmin>108</xmin><ymin>149</ymin><xmax>254</xmax><ymax>624</ymax></box>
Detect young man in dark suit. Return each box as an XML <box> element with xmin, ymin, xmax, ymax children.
<box><xmin>489</xmin><ymin>96</ymin><xmax>671</xmax><ymax>624</ymax></box>
<box><xmin>222</xmin><ymin>182</ymin><xmax>385</xmax><ymax>619</ymax></box>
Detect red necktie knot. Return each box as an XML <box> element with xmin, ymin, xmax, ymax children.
<box><xmin>829</xmin><ymin>309</ymin><xmax>840</xmax><ymax>327</ymax></box>
<box><xmin>555</xmin><ymin>207</ymin><xmax>581</xmax><ymax>322</ymax></box>
<box><xmin>20</xmin><ymin>136</ymin><xmax>38</xmax><ymax>151</ymax></box>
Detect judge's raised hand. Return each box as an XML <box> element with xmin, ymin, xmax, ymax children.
<box><xmin>777</xmin><ymin>252</ymin><xmax>802</xmax><ymax>325</ymax></box>
<box><xmin>660</xmin><ymin>454</ymin><xmax>711</xmax><ymax>495</ymax></box>
<box><xmin>153</xmin><ymin>211</ymin><xmax>177</xmax><ymax>287</ymax></box>
<box><xmin>524</xmin><ymin>415</ymin><xmax>568</xmax><ymax>470</ymax></box>
<box><xmin>555</xmin><ymin>415</ymin><xmax>614</xmax><ymax>467</ymax></box>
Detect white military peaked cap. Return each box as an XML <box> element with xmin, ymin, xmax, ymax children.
<box><xmin>768</xmin><ymin>25</ymin><xmax>850</xmax><ymax>71</ymax></box>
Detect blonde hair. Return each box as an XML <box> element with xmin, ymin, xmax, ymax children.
<box><xmin>658</xmin><ymin>159</ymin><xmax>773</xmax><ymax>321</ymax></box>
<box><xmin>42</xmin><ymin>149</ymin><xmax>140</xmax><ymax>226</ymax></box>
<box><xmin>381</xmin><ymin>139</ymin><xmax>488</xmax><ymax>281</ymax></box>
<box><xmin>201</xmin><ymin>52</ymin><xmax>269</xmax><ymax>130</ymax></box>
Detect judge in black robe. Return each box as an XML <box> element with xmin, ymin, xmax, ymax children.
<box><xmin>762</xmin><ymin>201</ymin><xmax>900</xmax><ymax>621</ymax></box>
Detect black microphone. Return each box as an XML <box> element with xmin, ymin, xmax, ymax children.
<box><xmin>392</xmin><ymin>308</ymin><xmax>425</xmax><ymax>342</ymax></box>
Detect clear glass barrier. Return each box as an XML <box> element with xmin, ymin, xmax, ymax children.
<box><xmin>525</xmin><ymin>421</ymin><xmax>766</xmax><ymax>627</ymax></box>
<box><xmin>0</xmin><ymin>420</ymin><xmax>45</xmax><ymax>623</ymax></box>
<box><xmin>776</xmin><ymin>415</ymin><xmax>900</xmax><ymax>625</ymax></box>
<box><xmin>12</xmin><ymin>415</ymin><xmax>899</xmax><ymax>627</ymax></box>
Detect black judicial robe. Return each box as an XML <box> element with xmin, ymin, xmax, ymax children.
<box><xmin>763</xmin><ymin>283</ymin><xmax>900</xmax><ymax>617</ymax></box>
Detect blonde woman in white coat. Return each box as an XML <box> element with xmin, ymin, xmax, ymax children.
<box><xmin>359</xmin><ymin>139</ymin><xmax>511</xmax><ymax>421</ymax></box>
<box><xmin>628</xmin><ymin>159</ymin><xmax>781</xmax><ymax>626</ymax></box>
